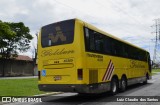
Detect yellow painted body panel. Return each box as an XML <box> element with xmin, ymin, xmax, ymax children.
<box><xmin>85</xmin><ymin>52</ymin><xmax>149</xmax><ymax>82</ymax></box>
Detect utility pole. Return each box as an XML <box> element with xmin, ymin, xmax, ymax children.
<box><xmin>152</xmin><ymin>18</ymin><xmax>160</xmax><ymax>66</ymax></box>
<box><xmin>153</xmin><ymin>19</ymin><xmax>158</xmax><ymax>64</ymax></box>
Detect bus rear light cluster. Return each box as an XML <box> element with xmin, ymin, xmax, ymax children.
<box><xmin>78</xmin><ymin>69</ymin><xmax>83</xmax><ymax>80</ymax></box>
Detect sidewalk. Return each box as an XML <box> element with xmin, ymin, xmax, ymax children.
<box><xmin>0</xmin><ymin>76</ymin><xmax>38</xmax><ymax>79</ymax></box>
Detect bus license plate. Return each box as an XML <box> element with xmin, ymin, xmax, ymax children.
<box><xmin>54</xmin><ymin>75</ymin><xmax>61</xmax><ymax>81</ymax></box>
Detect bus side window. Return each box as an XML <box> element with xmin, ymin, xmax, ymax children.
<box><xmin>104</xmin><ymin>37</ymin><xmax>112</xmax><ymax>54</ymax></box>
<box><xmin>84</xmin><ymin>28</ymin><xmax>95</xmax><ymax>51</ymax></box>
<box><xmin>128</xmin><ymin>46</ymin><xmax>134</xmax><ymax>59</ymax></box>
<box><xmin>89</xmin><ymin>30</ymin><xmax>95</xmax><ymax>51</ymax></box>
<box><xmin>111</xmin><ymin>39</ymin><xmax>116</xmax><ymax>55</ymax></box>
<box><xmin>148</xmin><ymin>53</ymin><xmax>151</xmax><ymax>72</ymax></box>
<box><xmin>84</xmin><ymin>28</ymin><xmax>90</xmax><ymax>51</ymax></box>
<box><xmin>115</xmin><ymin>41</ymin><xmax>124</xmax><ymax>57</ymax></box>
<box><xmin>94</xmin><ymin>32</ymin><xmax>104</xmax><ymax>53</ymax></box>
<box><xmin>123</xmin><ymin>44</ymin><xmax>129</xmax><ymax>58</ymax></box>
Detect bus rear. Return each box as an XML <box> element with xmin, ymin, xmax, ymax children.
<box><xmin>38</xmin><ymin>19</ymin><xmax>86</xmax><ymax>92</ymax></box>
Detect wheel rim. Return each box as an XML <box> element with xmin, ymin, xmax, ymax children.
<box><xmin>122</xmin><ymin>80</ymin><xmax>126</xmax><ymax>89</ymax></box>
<box><xmin>112</xmin><ymin>81</ymin><xmax>117</xmax><ymax>92</ymax></box>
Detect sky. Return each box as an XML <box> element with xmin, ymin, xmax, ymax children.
<box><xmin>0</xmin><ymin>0</ymin><xmax>160</xmax><ymax>61</ymax></box>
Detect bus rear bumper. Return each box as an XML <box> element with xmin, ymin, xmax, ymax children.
<box><xmin>38</xmin><ymin>82</ymin><xmax>111</xmax><ymax>94</ymax></box>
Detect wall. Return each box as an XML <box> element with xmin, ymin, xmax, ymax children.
<box><xmin>0</xmin><ymin>59</ymin><xmax>34</xmax><ymax>77</ymax></box>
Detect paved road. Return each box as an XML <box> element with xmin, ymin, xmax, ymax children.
<box><xmin>3</xmin><ymin>73</ymin><xmax>160</xmax><ymax>105</ymax></box>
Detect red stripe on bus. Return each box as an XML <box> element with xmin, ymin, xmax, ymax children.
<box><xmin>103</xmin><ymin>62</ymin><xmax>112</xmax><ymax>81</ymax></box>
<box><xmin>107</xmin><ymin>65</ymin><xmax>114</xmax><ymax>81</ymax></box>
<box><xmin>106</xmin><ymin>63</ymin><xmax>114</xmax><ymax>81</ymax></box>
<box><xmin>102</xmin><ymin>60</ymin><xmax>111</xmax><ymax>81</ymax></box>
<box><xmin>104</xmin><ymin>62</ymin><xmax>113</xmax><ymax>81</ymax></box>
<box><xmin>108</xmin><ymin>66</ymin><xmax>115</xmax><ymax>80</ymax></box>
<box><xmin>102</xmin><ymin>60</ymin><xmax>112</xmax><ymax>81</ymax></box>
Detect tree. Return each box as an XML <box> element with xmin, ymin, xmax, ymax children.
<box><xmin>0</xmin><ymin>20</ymin><xmax>33</xmax><ymax>76</ymax></box>
<box><xmin>0</xmin><ymin>21</ymin><xmax>33</xmax><ymax>58</ymax></box>
<box><xmin>0</xmin><ymin>20</ymin><xmax>15</xmax><ymax>57</ymax></box>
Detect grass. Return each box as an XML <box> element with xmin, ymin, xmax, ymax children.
<box><xmin>152</xmin><ymin>68</ymin><xmax>160</xmax><ymax>75</ymax></box>
<box><xmin>152</xmin><ymin>69</ymin><xmax>160</xmax><ymax>72</ymax></box>
<box><xmin>152</xmin><ymin>72</ymin><xmax>157</xmax><ymax>75</ymax></box>
<box><xmin>0</xmin><ymin>78</ymin><xmax>45</xmax><ymax>96</ymax></box>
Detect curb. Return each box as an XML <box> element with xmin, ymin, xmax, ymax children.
<box><xmin>34</xmin><ymin>92</ymin><xmax>63</xmax><ymax>97</ymax></box>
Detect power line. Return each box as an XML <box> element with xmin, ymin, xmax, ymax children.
<box><xmin>55</xmin><ymin>0</ymin><xmax>153</xmax><ymax>48</ymax></box>
<box><xmin>54</xmin><ymin>0</ymin><xmax>140</xmax><ymax>39</ymax></box>
<box><xmin>107</xmin><ymin>0</ymin><xmax>153</xmax><ymax>39</ymax></box>
<box><xmin>95</xmin><ymin>0</ymin><xmax>151</xmax><ymax>40</ymax></box>
<box><xmin>54</xmin><ymin>0</ymin><xmax>98</xmax><ymax>21</ymax></box>
<box><xmin>108</xmin><ymin>0</ymin><xmax>144</xmax><ymax>25</ymax></box>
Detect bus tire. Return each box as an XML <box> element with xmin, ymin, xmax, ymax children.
<box><xmin>110</xmin><ymin>77</ymin><xmax>118</xmax><ymax>95</ymax></box>
<box><xmin>143</xmin><ymin>74</ymin><xmax>148</xmax><ymax>84</ymax></box>
<box><xmin>120</xmin><ymin>76</ymin><xmax>127</xmax><ymax>92</ymax></box>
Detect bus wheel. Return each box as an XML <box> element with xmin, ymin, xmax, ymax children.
<box><xmin>143</xmin><ymin>74</ymin><xmax>148</xmax><ymax>84</ymax></box>
<box><xmin>110</xmin><ymin>77</ymin><xmax>118</xmax><ymax>95</ymax></box>
<box><xmin>120</xmin><ymin>77</ymin><xmax>127</xmax><ymax>92</ymax></box>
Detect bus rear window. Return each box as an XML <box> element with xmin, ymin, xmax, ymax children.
<box><xmin>41</xmin><ymin>19</ymin><xmax>75</xmax><ymax>47</ymax></box>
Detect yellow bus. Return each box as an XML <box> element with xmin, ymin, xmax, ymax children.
<box><xmin>38</xmin><ymin>18</ymin><xmax>151</xmax><ymax>94</ymax></box>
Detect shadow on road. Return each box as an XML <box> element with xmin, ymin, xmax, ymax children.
<box><xmin>42</xmin><ymin>82</ymin><xmax>153</xmax><ymax>104</ymax></box>
<box><xmin>119</xmin><ymin>82</ymin><xmax>153</xmax><ymax>96</ymax></box>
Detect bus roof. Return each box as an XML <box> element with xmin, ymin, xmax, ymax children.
<box><xmin>75</xmin><ymin>18</ymin><xmax>148</xmax><ymax>53</ymax></box>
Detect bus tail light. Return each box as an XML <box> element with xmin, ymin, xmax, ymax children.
<box><xmin>78</xmin><ymin>69</ymin><xmax>83</xmax><ymax>80</ymax></box>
